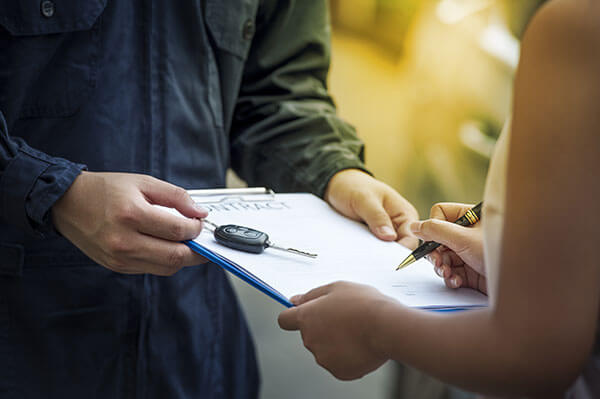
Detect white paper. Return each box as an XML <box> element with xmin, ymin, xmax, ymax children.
<box><xmin>181</xmin><ymin>192</ymin><xmax>487</xmax><ymax>310</ymax></box>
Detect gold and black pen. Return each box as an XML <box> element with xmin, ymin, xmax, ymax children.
<box><xmin>396</xmin><ymin>202</ymin><xmax>483</xmax><ymax>271</ymax></box>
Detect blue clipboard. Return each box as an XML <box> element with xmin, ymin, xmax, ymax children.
<box><xmin>184</xmin><ymin>240</ymin><xmax>294</xmax><ymax>308</ymax></box>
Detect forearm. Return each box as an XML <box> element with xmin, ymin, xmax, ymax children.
<box><xmin>375</xmin><ymin>303</ymin><xmax>577</xmax><ymax>396</ymax></box>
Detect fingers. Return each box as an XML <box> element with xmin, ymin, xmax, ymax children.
<box><xmin>323</xmin><ymin>170</ymin><xmax>418</xmax><ymax>243</ymax></box>
<box><xmin>430</xmin><ymin>261</ymin><xmax>464</xmax><ymax>289</ymax></box>
<box><xmin>105</xmin><ymin>234</ymin><xmax>208</xmax><ymax>276</ymax></box>
<box><xmin>352</xmin><ymin>194</ymin><xmax>397</xmax><ymax>241</ymax></box>
<box><xmin>430</xmin><ymin>202</ymin><xmax>475</xmax><ymax>222</ymax></box>
<box><xmin>140</xmin><ymin>177</ymin><xmax>208</xmax><ymax>219</ymax></box>
<box><xmin>137</xmin><ymin>205</ymin><xmax>204</xmax><ymax>241</ymax></box>
<box><xmin>428</xmin><ymin>249</ymin><xmax>463</xmax><ymax>269</ymax></box>
<box><xmin>382</xmin><ymin>193</ymin><xmax>419</xmax><ymax>249</ymax></box>
<box><xmin>133</xmin><ymin>235</ymin><xmax>208</xmax><ymax>269</ymax></box>
<box><xmin>279</xmin><ymin>284</ymin><xmax>336</xmax><ymax>331</ymax></box>
<box><xmin>398</xmin><ymin>235</ymin><xmax>419</xmax><ymax>250</ymax></box>
<box><xmin>429</xmin><ymin>255</ymin><xmax>470</xmax><ymax>289</ymax></box>
<box><xmin>291</xmin><ymin>284</ymin><xmax>333</xmax><ymax>306</ymax></box>
<box><xmin>278</xmin><ymin>307</ymin><xmax>300</xmax><ymax>331</ymax></box>
<box><xmin>444</xmin><ymin>272</ymin><xmax>463</xmax><ymax>289</ymax></box>
<box><xmin>409</xmin><ymin>219</ymin><xmax>471</xmax><ymax>254</ymax></box>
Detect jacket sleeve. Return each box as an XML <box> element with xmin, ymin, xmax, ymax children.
<box><xmin>0</xmin><ymin>111</ymin><xmax>86</xmax><ymax>237</ymax></box>
<box><xmin>230</xmin><ymin>0</ymin><xmax>370</xmax><ymax>197</ymax></box>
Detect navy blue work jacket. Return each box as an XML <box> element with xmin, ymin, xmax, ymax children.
<box><xmin>0</xmin><ymin>0</ymin><xmax>366</xmax><ymax>398</ymax></box>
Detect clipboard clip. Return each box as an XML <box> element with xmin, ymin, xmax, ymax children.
<box><xmin>189</xmin><ymin>187</ymin><xmax>275</xmax><ymax>204</ymax></box>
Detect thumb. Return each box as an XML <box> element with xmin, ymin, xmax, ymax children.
<box><xmin>353</xmin><ymin>195</ymin><xmax>397</xmax><ymax>241</ymax></box>
<box><xmin>141</xmin><ymin>177</ymin><xmax>208</xmax><ymax>219</ymax></box>
<box><xmin>278</xmin><ymin>307</ymin><xmax>300</xmax><ymax>331</ymax></box>
<box><xmin>410</xmin><ymin>219</ymin><xmax>471</xmax><ymax>253</ymax></box>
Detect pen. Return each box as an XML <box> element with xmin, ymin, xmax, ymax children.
<box><xmin>396</xmin><ymin>202</ymin><xmax>483</xmax><ymax>271</ymax></box>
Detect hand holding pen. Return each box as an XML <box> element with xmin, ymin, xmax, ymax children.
<box><xmin>399</xmin><ymin>202</ymin><xmax>487</xmax><ymax>294</ymax></box>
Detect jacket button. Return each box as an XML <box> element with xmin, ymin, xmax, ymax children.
<box><xmin>242</xmin><ymin>19</ymin><xmax>255</xmax><ymax>40</ymax></box>
<box><xmin>40</xmin><ymin>0</ymin><xmax>55</xmax><ymax>18</ymax></box>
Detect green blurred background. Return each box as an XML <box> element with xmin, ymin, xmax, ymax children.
<box><xmin>328</xmin><ymin>0</ymin><xmax>543</xmax><ymax>217</ymax></box>
<box><xmin>228</xmin><ymin>1</ymin><xmax>547</xmax><ymax>398</ymax></box>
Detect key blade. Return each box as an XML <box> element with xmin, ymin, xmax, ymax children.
<box><xmin>284</xmin><ymin>248</ymin><xmax>318</xmax><ymax>259</ymax></box>
<box><xmin>202</xmin><ymin>219</ymin><xmax>218</xmax><ymax>232</ymax></box>
<box><xmin>266</xmin><ymin>241</ymin><xmax>318</xmax><ymax>258</ymax></box>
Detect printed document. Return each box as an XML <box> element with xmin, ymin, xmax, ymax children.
<box><xmin>183</xmin><ymin>192</ymin><xmax>487</xmax><ymax>310</ymax></box>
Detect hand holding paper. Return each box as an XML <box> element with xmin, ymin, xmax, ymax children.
<box><xmin>325</xmin><ymin>169</ymin><xmax>420</xmax><ymax>248</ymax></box>
<box><xmin>53</xmin><ymin>172</ymin><xmax>208</xmax><ymax>276</ymax></box>
<box><xmin>278</xmin><ymin>201</ymin><xmax>490</xmax><ymax>381</ymax></box>
<box><xmin>279</xmin><ymin>281</ymin><xmax>391</xmax><ymax>381</ymax></box>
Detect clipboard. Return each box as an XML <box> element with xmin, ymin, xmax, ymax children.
<box><xmin>185</xmin><ymin>188</ymin><xmax>293</xmax><ymax>307</ymax></box>
<box><xmin>180</xmin><ymin>188</ymin><xmax>488</xmax><ymax>311</ymax></box>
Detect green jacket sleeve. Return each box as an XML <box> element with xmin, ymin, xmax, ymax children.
<box><xmin>230</xmin><ymin>0</ymin><xmax>370</xmax><ymax>197</ymax></box>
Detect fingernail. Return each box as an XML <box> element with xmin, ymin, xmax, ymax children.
<box><xmin>290</xmin><ymin>295</ymin><xmax>302</xmax><ymax>304</ymax></box>
<box><xmin>377</xmin><ymin>226</ymin><xmax>396</xmax><ymax>238</ymax></box>
<box><xmin>451</xmin><ymin>276</ymin><xmax>459</xmax><ymax>288</ymax></box>
<box><xmin>195</xmin><ymin>204</ymin><xmax>208</xmax><ymax>214</ymax></box>
<box><xmin>409</xmin><ymin>221</ymin><xmax>422</xmax><ymax>234</ymax></box>
<box><xmin>436</xmin><ymin>267</ymin><xmax>443</xmax><ymax>277</ymax></box>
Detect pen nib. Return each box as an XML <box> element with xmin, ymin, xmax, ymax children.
<box><xmin>396</xmin><ymin>255</ymin><xmax>416</xmax><ymax>271</ymax></box>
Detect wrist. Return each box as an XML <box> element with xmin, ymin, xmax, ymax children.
<box><xmin>324</xmin><ymin>168</ymin><xmax>373</xmax><ymax>204</ymax></box>
<box><xmin>51</xmin><ymin>171</ymin><xmax>93</xmax><ymax>232</ymax></box>
<box><xmin>366</xmin><ymin>296</ymin><xmax>403</xmax><ymax>360</ymax></box>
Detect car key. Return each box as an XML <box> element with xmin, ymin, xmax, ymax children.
<box><xmin>203</xmin><ymin>219</ymin><xmax>317</xmax><ymax>258</ymax></box>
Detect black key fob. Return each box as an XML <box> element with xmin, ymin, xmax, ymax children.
<box><xmin>214</xmin><ymin>224</ymin><xmax>269</xmax><ymax>254</ymax></box>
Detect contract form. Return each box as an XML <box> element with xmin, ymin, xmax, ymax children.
<box><xmin>175</xmin><ymin>191</ymin><xmax>488</xmax><ymax>310</ymax></box>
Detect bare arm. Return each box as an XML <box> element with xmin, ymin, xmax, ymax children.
<box><xmin>280</xmin><ymin>0</ymin><xmax>600</xmax><ymax>396</ymax></box>
<box><xmin>375</xmin><ymin>1</ymin><xmax>600</xmax><ymax>395</ymax></box>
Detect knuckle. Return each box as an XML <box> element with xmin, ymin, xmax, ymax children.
<box><xmin>299</xmin><ymin>328</ymin><xmax>312</xmax><ymax>348</ymax></box>
<box><xmin>166</xmin><ymin>246</ymin><xmax>186</xmax><ymax>270</ymax></box>
<box><xmin>302</xmin><ymin>336</ymin><xmax>313</xmax><ymax>352</ymax></box>
<box><xmin>335</xmin><ymin>369</ymin><xmax>355</xmax><ymax>381</ymax></box>
<box><xmin>106</xmin><ymin>257</ymin><xmax>127</xmax><ymax>272</ymax></box>
<box><xmin>314</xmin><ymin>354</ymin><xmax>327</xmax><ymax>368</ymax></box>
<box><xmin>114</xmin><ymin>203</ymin><xmax>139</xmax><ymax>225</ymax></box>
<box><xmin>374</xmin><ymin>209</ymin><xmax>389</xmax><ymax>221</ymax></box>
<box><xmin>169</xmin><ymin>222</ymin><xmax>187</xmax><ymax>241</ymax></box>
<box><xmin>349</xmin><ymin>190</ymin><xmax>369</xmax><ymax>210</ymax></box>
<box><xmin>277</xmin><ymin>313</ymin><xmax>286</xmax><ymax>327</ymax></box>
<box><xmin>105</xmin><ymin>234</ymin><xmax>130</xmax><ymax>255</ymax></box>
<box><xmin>140</xmin><ymin>174</ymin><xmax>158</xmax><ymax>187</ymax></box>
<box><xmin>138</xmin><ymin>175</ymin><xmax>158</xmax><ymax>192</ymax></box>
<box><xmin>172</xmin><ymin>186</ymin><xmax>189</xmax><ymax>203</ymax></box>
<box><xmin>421</xmin><ymin>220</ymin><xmax>435</xmax><ymax>233</ymax></box>
<box><xmin>325</xmin><ymin>282</ymin><xmax>337</xmax><ymax>291</ymax></box>
<box><xmin>143</xmin><ymin>175</ymin><xmax>158</xmax><ymax>184</ymax></box>
<box><xmin>430</xmin><ymin>203</ymin><xmax>442</xmax><ymax>218</ymax></box>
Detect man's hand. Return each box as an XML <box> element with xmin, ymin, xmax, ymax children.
<box><xmin>52</xmin><ymin>171</ymin><xmax>208</xmax><ymax>276</ymax></box>
<box><xmin>325</xmin><ymin>169</ymin><xmax>419</xmax><ymax>249</ymax></box>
